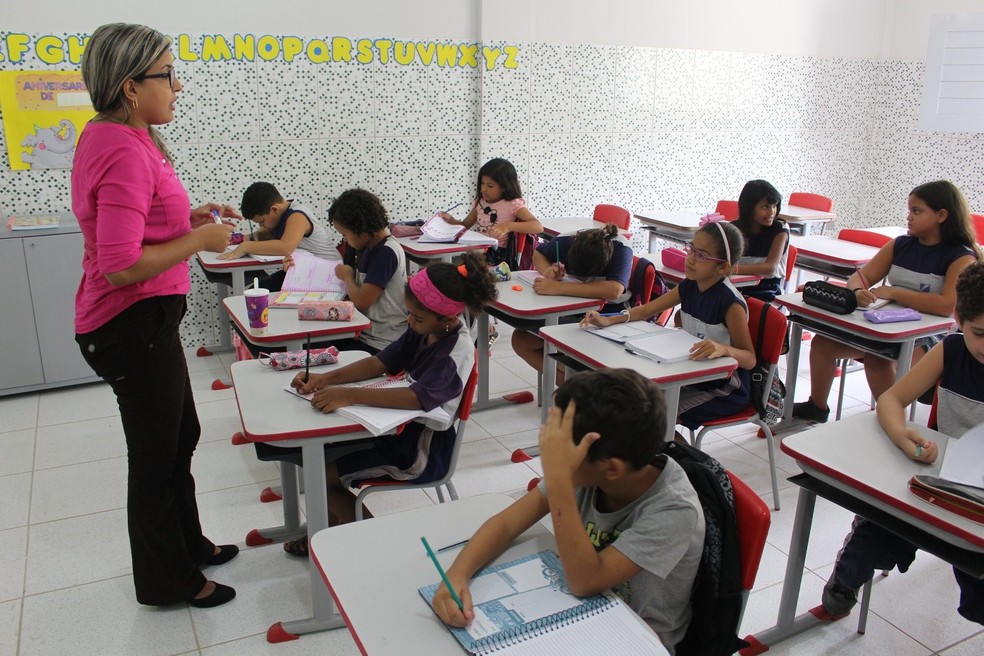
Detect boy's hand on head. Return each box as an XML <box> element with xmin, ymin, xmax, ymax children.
<box><xmin>539</xmin><ymin>402</ymin><xmax>599</xmax><ymax>481</ymax></box>
<box><xmin>432</xmin><ymin>577</ymin><xmax>474</xmax><ymax>627</ymax></box>
<box><xmin>310</xmin><ymin>387</ymin><xmax>355</xmax><ymax>413</ymax></box>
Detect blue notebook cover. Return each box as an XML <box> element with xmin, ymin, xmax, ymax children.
<box><xmin>418</xmin><ymin>549</ymin><xmax>616</xmax><ymax>655</ymax></box>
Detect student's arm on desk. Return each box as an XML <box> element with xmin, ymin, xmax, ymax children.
<box><xmin>105</xmin><ymin>223</ymin><xmax>232</xmax><ymax>286</ymax></box>
<box><xmin>220</xmin><ymin>211</ymin><xmax>309</xmax><ymax>259</ymax></box>
<box><xmin>434</xmin><ymin>490</ymin><xmax>550</xmax><ymax>626</ymax></box>
<box><xmin>488</xmin><ymin>206</ymin><xmax>542</xmax><ymax>240</ymax></box>
<box><xmin>581</xmin><ymin>287</ymin><xmax>681</xmax><ymax>327</ymax></box>
<box><xmin>534</xmin><ymin>276</ymin><xmax>625</xmax><ymax>300</ymax></box>
<box><xmin>871</xmin><ymin>254</ymin><xmax>975</xmax><ymax>317</ymax></box>
<box><xmin>876</xmin><ymin>343</ymin><xmax>943</xmax><ymax>463</ymax></box>
<box><xmin>736</xmin><ymin>229</ymin><xmax>788</xmax><ymax>277</ymax></box>
<box><xmin>690</xmin><ymin>302</ymin><xmax>756</xmax><ymax>369</ymax></box>
<box><xmin>291</xmin><ymin>355</ymin><xmax>387</xmax><ymax>393</ymax></box>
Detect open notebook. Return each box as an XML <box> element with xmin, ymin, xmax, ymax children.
<box><xmin>419</xmin><ymin>549</ymin><xmax>667</xmax><ymax>655</ymax></box>
<box><xmin>284</xmin><ymin>375</ymin><xmax>450</xmax><ymax>436</ymax></box>
<box><xmin>584</xmin><ymin>321</ymin><xmax>672</xmax><ymax>344</ymax></box>
<box><xmin>908</xmin><ymin>421</ymin><xmax>984</xmax><ymax>524</ymax></box>
<box><xmin>271</xmin><ymin>251</ymin><xmax>346</xmax><ymax>307</ymax></box>
<box><xmin>623</xmin><ymin>328</ymin><xmax>701</xmax><ymax>364</ymax></box>
<box><xmin>417</xmin><ymin>215</ymin><xmax>498</xmax><ymax>245</ymax></box>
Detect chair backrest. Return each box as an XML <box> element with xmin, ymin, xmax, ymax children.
<box><xmin>509</xmin><ymin>232</ymin><xmax>537</xmax><ymax>270</ymax></box>
<box><xmin>971</xmin><ymin>213</ymin><xmax>984</xmax><ymax>245</ymax></box>
<box><xmin>784</xmin><ymin>243</ymin><xmax>798</xmax><ymax>291</ymax></box>
<box><xmin>726</xmin><ymin>470</ymin><xmax>771</xmax><ymax>593</ymax></box>
<box><xmin>788</xmin><ymin>192</ymin><xmax>833</xmax><ymax>212</ymax></box>
<box><xmin>628</xmin><ymin>256</ymin><xmax>655</xmax><ymax>307</ymax></box>
<box><xmin>455</xmin><ymin>358</ymin><xmax>481</xmax><ymax>422</ymax></box>
<box><xmin>746</xmin><ymin>297</ymin><xmax>788</xmax><ymax>366</ymax></box>
<box><xmin>714</xmin><ymin>200</ymin><xmax>739</xmax><ymax>221</ymax></box>
<box><xmin>593</xmin><ymin>204</ymin><xmax>631</xmax><ymax>230</ymax></box>
<box><xmin>837</xmin><ymin>228</ymin><xmax>893</xmax><ymax>248</ymax></box>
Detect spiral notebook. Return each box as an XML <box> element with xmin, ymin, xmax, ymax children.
<box><xmin>419</xmin><ymin>550</ymin><xmax>667</xmax><ymax>655</ymax></box>
<box><xmin>271</xmin><ymin>250</ymin><xmax>345</xmax><ymax>307</ymax></box>
<box><xmin>623</xmin><ymin>328</ymin><xmax>701</xmax><ymax>364</ymax></box>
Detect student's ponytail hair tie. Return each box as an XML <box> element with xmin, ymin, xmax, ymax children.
<box><xmin>457</xmin><ymin>263</ymin><xmax>468</xmax><ymax>277</ymax></box>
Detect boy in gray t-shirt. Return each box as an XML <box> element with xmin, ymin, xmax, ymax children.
<box><xmin>432</xmin><ymin>369</ymin><xmax>705</xmax><ymax>654</ymax></box>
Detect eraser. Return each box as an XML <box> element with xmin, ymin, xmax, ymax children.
<box><xmin>511</xmin><ymin>284</ymin><xmax>523</xmax><ymax>291</ymax></box>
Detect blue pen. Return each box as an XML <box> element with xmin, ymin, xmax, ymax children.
<box><xmin>445</xmin><ymin>202</ymin><xmax>463</xmax><ymax>213</ymax></box>
<box><xmin>599</xmin><ymin>312</ymin><xmax>622</xmax><ymax>317</ymax></box>
<box><xmin>421</xmin><ymin>536</ymin><xmax>464</xmax><ymax>611</ymax></box>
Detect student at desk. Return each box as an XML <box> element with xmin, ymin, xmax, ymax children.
<box><xmin>511</xmin><ymin>223</ymin><xmax>632</xmax><ymax>374</ymax></box>
<box><xmin>821</xmin><ymin>261</ymin><xmax>984</xmax><ymax>624</ymax></box>
<box><xmin>731</xmin><ymin>179</ymin><xmax>789</xmax><ymax>302</ymax></box>
<box><xmin>794</xmin><ymin>180</ymin><xmax>981</xmax><ymax>423</ymax></box>
<box><xmin>582</xmin><ymin>222</ymin><xmax>756</xmax><ymax>437</ymax></box>
<box><xmin>431</xmin><ymin>369</ymin><xmax>705</xmax><ymax>653</ymax></box>
<box><xmin>217</xmin><ymin>181</ymin><xmax>336</xmax><ymax>291</ymax></box>
<box><xmin>280</xmin><ymin>252</ymin><xmax>498</xmax><ymax>556</ymax></box>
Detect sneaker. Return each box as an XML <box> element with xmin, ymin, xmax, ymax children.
<box><xmin>821</xmin><ymin>581</ymin><xmax>858</xmax><ymax>617</ymax></box>
<box><xmin>792</xmin><ymin>398</ymin><xmax>829</xmax><ymax>423</ymax></box>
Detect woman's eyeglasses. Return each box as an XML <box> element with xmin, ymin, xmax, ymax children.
<box><xmin>134</xmin><ymin>68</ymin><xmax>177</xmax><ymax>90</ymax></box>
<box><xmin>482</xmin><ymin>206</ymin><xmax>498</xmax><ymax>224</ymax></box>
<box><xmin>684</xmin><ymin>242</ymin><xmax>727</xmax><ymax>264</ymax></box>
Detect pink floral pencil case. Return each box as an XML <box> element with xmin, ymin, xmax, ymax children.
<box><xmin>298</xmin><ymin>300</ymin><xmax>355</xmax><ymax>321</ymax></box>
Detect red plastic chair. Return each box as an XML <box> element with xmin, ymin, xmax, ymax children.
<box><xmin>715</xmin><ymin>200</ymin><xmax>740</xmax><ymax>221</ymax></box>
<box><xmin>689</xmin><ymin>297</ymin><xmax>786</xmax><ymax>510</ymax></box>
<box><xmin>783</xmin><ymin>244</ymin><xmax>798</xmax><ymax>293</ymax></box>
<box><xmin>971</xmin><ymin>213</ymin><xmax>984</xmax><ymax>245</ymax></box>
<box><xmin>788</xmin><ymin>192</ymin><xmax>834</xmax><ymax>212</ymax></box>
<box><xmin>836</xmin><ymin>228</ymin><xmax>893</xmax><ymax>249</ymax></box>
<box><xmin>728</xmin><ymin>470</ymin><xmax>771</xmax><ymax>629</ymax></box>
<box><xmin>593</xmin><ymin>204</ymin><xmax>632</xmax><ymax>231</ymax></box>
<box><xmin>630</xmin><ymin>255</ymin><xmax>673</xmax><ymax>327</ymax></box>
<box><xmin>350</xmin><ymin>359</ymin><xmax>480</xmax><ymax>520</ymax></box>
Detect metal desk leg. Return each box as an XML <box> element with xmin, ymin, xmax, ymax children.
<box><xmin>661</xmin><ymin>385</ymin><xmax>681</xmax><ymax>443</ymax></box>
<box><xmin>895</xmin><ymin>339</ymin><xmax>918</xmax><ymax>421</ymax></box>
<box><xmin>782</xmin><ymin>322</ymin><xmax>803</xmax><ymax>423</ymax></box>
<box><xmin>267</xmin><ymin>441</ymin><xmax>346</xmax><ymax>642</ymax></box>
<box><xmin>246</xmin><ymin>464</ymin><xmax>306</xmax><ymax>546</ymax></box>
<box><xmin>540</xmin><ymin>318</ymin><xmax>559</xmax><ymax>425</ymax></box>
<box><xmin>472</xmin><ymin>311</ymin><xmax>535</xmax><ymax>412</ymax></box>
<box><xmin>746</xmin><ymin>487</ymin><xmax>822</xmax><ymax>651</ymax></box>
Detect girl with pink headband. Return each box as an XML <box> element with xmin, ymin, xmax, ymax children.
<box><xmin>280</xmin><ymin>252</ymin><xmax>497</xmax><ymax>556</ymax></box>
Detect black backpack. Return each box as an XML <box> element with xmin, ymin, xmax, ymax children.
<box><xmin>659</xmin><ymin>440</ymin><xmax>748</xmax><ymax>656</ymax></box>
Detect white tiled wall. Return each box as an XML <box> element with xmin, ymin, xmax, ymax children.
<box><xmin>2</xmin><ymin>32</ymin><xmax>983</xmax><ymax>347</ymax></box>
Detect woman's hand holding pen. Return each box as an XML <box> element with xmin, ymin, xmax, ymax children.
<box><xmin>196</xmin><ymin>221</ymin><xmax>234</xmax><ymax>253</ymax></box>
<box><xmin>433</xmin><ymin>573</ymin><xmax>474</xmax><ymax>627</ymax></box>
<box><xmin>191</xmin><ymin>203</ymin><xmax>242</xmax><ymax>228</ymax></box>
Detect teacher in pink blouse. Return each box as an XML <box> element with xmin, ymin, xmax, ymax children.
<box><xmin>72</xmin><ymin>23</ymin><xmax>237</xmax><ymax>609</ymax></box>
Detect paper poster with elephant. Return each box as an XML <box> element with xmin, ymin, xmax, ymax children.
<box><xmin>0</xmin><ymin>71</ymin><xmax>94</xmax><ymax>171</ymax></box>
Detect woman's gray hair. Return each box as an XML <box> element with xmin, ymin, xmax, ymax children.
<box><xmin>81</xmin><ymin>23</ymin><xmax>173</xmax><ymax>160</ymax></box>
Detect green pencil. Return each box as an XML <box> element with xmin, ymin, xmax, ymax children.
<box><xmin>421</xmin><ymin>536</ymin><xmax>463</xmax><ymax>611</ymax></box>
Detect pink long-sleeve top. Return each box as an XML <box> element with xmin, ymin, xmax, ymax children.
<box><xmin>72</xmin><ymin>122</ymin><xmax>192</xmax><ymax>334</ymax></box>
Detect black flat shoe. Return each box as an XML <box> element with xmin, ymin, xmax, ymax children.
<box><xmin>204</xmin><ymin>544</ymin><xmax>240</xmax><ymax>567</ymax></box>
<box><xmin>189</xmin><ymin>582</ymin><xmax>236</xmax><ymax>608</ymax></box>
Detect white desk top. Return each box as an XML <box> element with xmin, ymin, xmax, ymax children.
<box><xmin>857</xmin><ymin>226</ymin><xmax>906</xmax><ymax>239</ymax></box>
<box><xmin>539</xmin><ymin>322</ymin><xmax>737</xmax><ymax>386</ymax></box>
<box><xmin>395</xmin><ymin>235</ymin><xmax>494</xmax><ymax>259</ymax></box>
<box><xmin>490</xmin><ymin>276</ymin><xmax>605</xmax><ymax>320</ymax></box>
<box><xmin>222</xmin><ymin>295</ymin><xmax>370</xmax><ymax>347</ymax></box>
<box><xmin>790</xmin><ymin>235</ymin><xmax>881</xmax><ymax>267</ymax></box>
<box><xmin>778</xmin><ymin>204</ymin><xmax>836</xmax><ymax>222</ymax></box>
<box><xmin>774</xmin><ymin>292</ymin><xmax>954</xmax><ymax>341</ymax></box>
<box><xmin>781</xmin><ymin>413</ymin><xmax>984</xmax><ymax>552</ymax></box>
<box><xmin>633</xmin><ymin>210</ymin><xmax>706</xmax><ymax>233</ymax></box>
<box><xmin>539</xmin><ymin>216</ymin><xmax>631</xmax><ymax>238</ymax></box>
<box><xmin>230</xmin><ymin>353</ymin><xmax>375</xmax><ymax>443</ymax></box>
<box><xmin>196</xmin><ymin>249</ymin><xmax>283</xmax><ymax>270</ymax></box>
<box><xmin>311</xmin><ymin>495</ymin><xmax>560</xmax><ymax>656</ymax></box>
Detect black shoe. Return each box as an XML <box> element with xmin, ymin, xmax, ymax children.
<box><xmin>792</xmin><ymin>398</ymin><xmax>829</xmax><ymax>423</ymax></box>
<box><xmin>189</xmin><ymin>582</ymin><xmax>236</xmax><ymax>608</ymax></box>
<box><xmin>204</xmin><ymin>544</ymin><xmax>239</xmax><ymax>567</ymax></box>
<box><xmin>821</xmin><ymin>581</ymin><xmax>858</xmax><ymax>617</ymax></box>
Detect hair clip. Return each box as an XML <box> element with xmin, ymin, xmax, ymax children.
<box><xmin>698</xmin><ymin>213</ymin><xmax>727</xmax><ymax>226</ymax></box>
<box><xmin>457</xmin><ymin>263</ymin><xmax>468</xmax><ymax>277</ymax></box>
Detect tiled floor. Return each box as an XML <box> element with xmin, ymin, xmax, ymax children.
<box><xmin>1</xmin><ymin>325</ymin><xmax>982</xmax><ymax>655</ymax></box>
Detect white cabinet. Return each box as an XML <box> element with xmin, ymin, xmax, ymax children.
<box><xmin>0</xmin><ymin>216</ymin><xmax>100</xmax><ymax>395</ymax></box>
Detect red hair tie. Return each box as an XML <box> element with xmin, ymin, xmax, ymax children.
<box><xmin>457</xmin><ymin>264</ymin><xmax>468</xmax><ymax>277</ymax></box>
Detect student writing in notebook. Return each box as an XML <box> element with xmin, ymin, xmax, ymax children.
<box><xmin>731</xmin><ymin>179</ymin><xmax>789</xmax><ymax>303</ymax></box>
<box><xmin>794</xmin><ymin>180</ymin><xmax>981</xmax><ymax>423</ymax></box>
<box><xmin>432</xmin><ymin>369</ymin><xmax>705</xmax><ymax>652</ymax></box>
<box><xmin>820</xmin><ymin>261</ymin><xmax>984</xmax><ymax>625</ymax></box>
<box><xmin>581</xmin><ymin>221</ymin><xmax>756</xmax><ymax>439</ymax></box>
<box><xmin>511</xmin><ymin>222</ymin><xmax>633</xmax><ymax>376</ymax></box>
<box><xmin>438</xmin><ymin>157</ymin><xmax>542</xmax><ymax>269</ymax></box>
<box><xmin>279</xmin><ymin>252</ymin><xmax>498</xmax><ymax>556</ymax></box>
<box><xmin>217</xmin><ymin>181</ymin><xmax>336</xmax><ymax>291</ymax></box>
